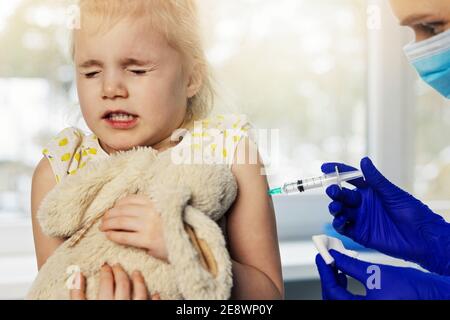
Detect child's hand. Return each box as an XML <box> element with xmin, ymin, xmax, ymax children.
<box><xmin>99</xmin><ymin>195</ymin><xmax>169</xmax><ymax>262</ymax></box>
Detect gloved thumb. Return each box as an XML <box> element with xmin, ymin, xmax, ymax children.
<box><xmin>315</xmin><ymin>254</ymin><xmax>356</xmax><ymax>300</ymax></box>
<box><xmin>360</xmin><ymin>157</ymin><xmax>399</xmax><ymax>199</ymax></box>
<box><xmin>329</xmin><ymin>249</ymin><xmax>372</xmax><ymax>283</ymax></box>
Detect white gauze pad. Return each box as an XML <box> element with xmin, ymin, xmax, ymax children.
<box><xmin>312</xmin><ymin>234</ymin><xmax>359</xmax><ymax>265</ymax></box>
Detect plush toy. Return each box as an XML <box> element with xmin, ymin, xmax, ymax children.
<box><xmin>26</xmin><ymin>146</ymin><xmax>237</xmax><ymax>300</ymax></box>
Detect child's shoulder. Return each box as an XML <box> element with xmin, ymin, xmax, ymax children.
<box><xmin>42</xmin><ymin>127</ymin><xmax>107</xmax><ymax>183</ymax></box>
<box><xmin>184</xmin><ymin>114</ymin><xmax>254</xmax><ymax>167</ymax></box>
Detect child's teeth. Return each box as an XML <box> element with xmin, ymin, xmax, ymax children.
<box><xmin>109</xmin><ymin>114</ymin><xmax>135</xmax><ymax>121</ymax></box>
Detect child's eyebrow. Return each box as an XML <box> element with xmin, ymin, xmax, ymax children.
<box><xmin>77</xmin><ymin>59</ymin><xmax>103</xmax><ymax>69</ymax></box>
<box><xmin>120</xmin><ymin>58</ymin><xmax>154</xmax><ymax>67</ymax></box>
<box><xmin>77</xmin><ymin>58</ymin><xmax>153</xmax><ymax>69</ymax></box>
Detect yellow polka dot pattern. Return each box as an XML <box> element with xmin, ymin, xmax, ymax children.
<box><xmin>41</xmin><ymin>114</ymin><xmax>252</xmax><ymax>183</ymax></box>
<box><xmin>41</xmin><ymin>127</ymin><xmax>108</xmax><ymax>184</ymax></box>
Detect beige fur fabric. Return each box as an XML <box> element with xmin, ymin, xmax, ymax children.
<box><xmin>26</xmin><ymin>147</ymin><xmax>237</xmax><ymax>300</ymax></box>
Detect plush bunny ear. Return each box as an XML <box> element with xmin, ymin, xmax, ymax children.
<box><xmin>37</xmin><ymin>156</ymin><xmax>120</xmax><ymax>238</ymax></box>
<box><xmin>153</xmin><ymin>185</ymin><xmax>232</xmax><ymax>299</ymax></box>
<box><xmin>174</xmin><ymin>205</ymin><xmax>233</xmax><ymax>300</ymax></box>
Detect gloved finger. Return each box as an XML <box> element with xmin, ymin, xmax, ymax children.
<box><xmin>331</xmin><ymin>265</ymin><xmax>348</xmax><ymax>288</ymax></box>
<box><xmin>328</xmin><ymin>201</ymin><xmax>342</xmax><ymax>217</ymax></box>
<box><xmin>342</xmin><ymin>221</ymin><xmax>358</xmax><ymax>241</ymax></box>
<box><xmin>329</xmin><ymin>250</ymin><xmax>372</xmax><ymax>283</ymax></box>
<box><xmin>322</xmin><ymin>162</ymin><xmax>358</xmax><ymax>174</ymax></box>
<box><xmin>321</xmin><ymin>163</ymin><xmax>366</xmax><ymax>188</ymax></box>
<box><xmin>315</xmin><ymin>254</ymin><xmax>337</xmax><ymax>284</ymax></box>
<box><xmin>333</xmin><ymin>215</ymin><xmax>350</xmax><ymax>233</ymax></box>
<box><xmin>336</xmin><ymin>272</ymin><xmax>348</xmax><ymax>288</ymax></box>
<box><xmin>360</xmin><ymin>157</ymin><xmax>400</xmax><ymax>198</ymax></box>
<box><xmin>326</xmin><ymin>185</ymin><xmax>362</xmax><ymax>208</ymax></box>
<box><xmin>315</xmin><ymin>254</ymin><xmax>356</xmax><ymax>300</ymax></box>
<box><xmin>329</xmin><ymin>201</ymin><xmax>360</xmax><ymax>224</ymax></box>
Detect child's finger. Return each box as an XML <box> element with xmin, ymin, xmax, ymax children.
<box><xmin>131</xmin><ymin>270</ymin><xmax>148</xmax><ymax>300</ymax></box>
<box><xmin>70</xmin><ymin>272</ymin><xmax>86</xmax><ymax>300</ymax></box>
<box><xmin>97</xmin><ymin>264</ymin><xmax>114</xmax><ymax>300</ymax></box>
<box><xmin>103</xmin><ymin>205</ymin><xmax>144</xmax><ymax>219</ymax></box>
<box><xmin>100</xmin><ymin>216</ymin><xmax>141</xmax><ymax>232</ymax></box>
<box><xmin>112</xmin><ymin>264</ymin><xmax>131</xmax><ymax>300</ymax></box>
<box><xmin>115</xmin><ymin>195</ymin><xmax>149</xmax><ymax>206</ymax></box>
<box><xmin>105</xmin><ymin>231</ymin><xmax>145</xmax><ymax>249</ymax></box>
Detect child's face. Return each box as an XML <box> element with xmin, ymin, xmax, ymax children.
<box><xmin>74</xmin><ymin>17</ymin><xmax>196</xmax><ymax>154</ymax></box>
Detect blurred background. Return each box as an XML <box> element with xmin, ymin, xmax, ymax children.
<box><xmin>0</xmin><ymin>0</ymin><xmax>449</xmax><ymax>299</ymax></box>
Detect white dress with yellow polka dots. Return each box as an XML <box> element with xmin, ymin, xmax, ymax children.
<box><xmin>42</xmin><ymin>114</ymin><xmax>253</xmax><ymax>184</ymax></box>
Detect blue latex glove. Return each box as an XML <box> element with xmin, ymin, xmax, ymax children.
<box><xmin>322</xmin><ymin>157</ymin><xmax>450</xmax><ymax>276</ymax></box>
<box><xmin>316</xmin><ymin>250</ymin><xmax>450</xmax><ymax>300</ymax></box>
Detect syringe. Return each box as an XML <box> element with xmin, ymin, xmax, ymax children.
<box><xmin>268</xmin><ymin>167</ymin><xmax>364</xmax><ymax>195</ymax></box>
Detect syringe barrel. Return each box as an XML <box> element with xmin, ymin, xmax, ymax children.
<box><xmin>283</xmin><ymin>176</ymin><xmax>337</xmax><ymax>194</ymax></box>
<box><xmin>299</xmin><ymin>177</ymin><xmax>325</xmax><ymax>191</ymax></box>
<box><xmin>282</xmin><ymin>181</ymin><xmax>304</xmax><ymax>194</ymax></box>
<box><xmin>281</xmin><ymin>170</ymin><xmax>364</xmax><ymax>194</ymax></box>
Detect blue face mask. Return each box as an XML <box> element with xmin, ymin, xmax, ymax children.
<box><xmin>404</xmin><ymin>29</ymin><xmax>450</xmax><ymax>99</ymax></box>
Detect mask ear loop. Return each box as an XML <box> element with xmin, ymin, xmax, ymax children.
<box><xmin>335</xmin><ymin>165</ymin><xmax>342</xmax><ymax>190</ymax></box>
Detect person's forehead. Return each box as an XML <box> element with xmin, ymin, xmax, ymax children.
<box><xmin>74</xmin><ymin>17</ymin><xmax>169</xmax><ymax>60</ymax></box>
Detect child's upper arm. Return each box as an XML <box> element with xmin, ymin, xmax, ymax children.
<box><xmin>227</xmin><ymin>137</ymin><xmax>284</xmax><ymax>297</ymax></box>
<box><xmin>31</xmin><ymin>157</ymin><xmax>65</xmax><ymax>270</ymax></box>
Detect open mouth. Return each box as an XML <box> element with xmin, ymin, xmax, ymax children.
<box><xmin>102</xmin><ymin>110</ymin><xmax>139</xmax><ymax>129</ymax></box>
<box><xmin>102</xmin><ymin>110</ymin><xmax>139</xmax><ymax>121</ymax></box>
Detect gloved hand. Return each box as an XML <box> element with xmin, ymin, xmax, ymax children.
<box><xmin>322</xmin><ymin>157</ymin><xmax>450</xmax><ymax>276</ymax></box>
<box><xmin>316</xmin><ymin>250</ymin><xmax>450</xmax><ymax>300</ymax></box>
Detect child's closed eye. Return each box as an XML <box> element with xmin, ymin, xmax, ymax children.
<box><xmin>80</xmin><ymin>67</ymin><xmax>153</xmax><ymax>78</ymax></box>
<box><xmin>127</xmin><ymin>69</ymin><xmax>151</xmax><ymax>75</ymax></box>
<box><xmin>83</xmin><ymin>71</ymin><xmax>101</xmax><ymax>79</ymax></box>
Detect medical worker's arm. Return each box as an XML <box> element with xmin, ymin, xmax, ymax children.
<box><xmin>31</xmin><ymin>157</ymin><xmax>65</xmax><ymax>270</ymax></box>
<box><xmin>322</xmin><ymin>157</ymin><xmax>450</xmax><ymax>276</ymax></box>
<box><xmin>228</xmin><ymin>137</ymin><xmax>284</xmax><ymax>299</ymax></box>
<box><xmin>316</xmin><ymin>250</ymin><xmax>450</xmax><ymax>300</ymax></box>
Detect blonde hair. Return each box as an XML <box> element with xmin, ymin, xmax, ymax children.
<box><xmin>72</xmin><ymin>0</ymin><xmax>214</xmax><ymax>123</ymax></box>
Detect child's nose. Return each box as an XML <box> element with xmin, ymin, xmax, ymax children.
<box><xmin>102</xmin><ymin>75</ymin><xmax>128</xmax><ymax>99</ymax></box>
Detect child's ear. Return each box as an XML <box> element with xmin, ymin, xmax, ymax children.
<box><xmin>186</xmin><ymin>64</ymin><xmax>203</xmax><ymax>99</ymax></box>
